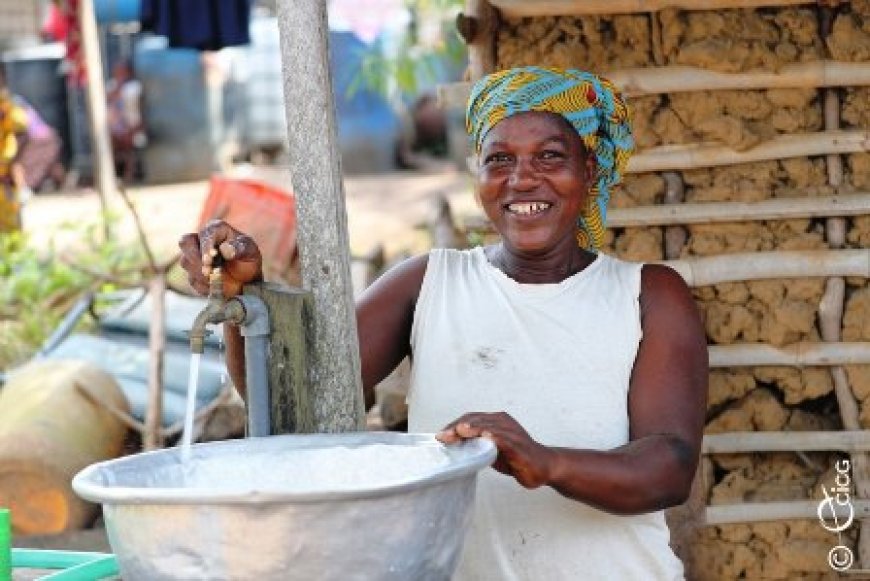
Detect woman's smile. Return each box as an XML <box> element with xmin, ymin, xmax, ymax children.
<box><xmin>504</xmin><ymin>200</ymin><xmax>553</xmax><ymax>217</ymax></box>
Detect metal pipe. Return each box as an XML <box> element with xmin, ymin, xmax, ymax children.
<box><xmin>35</xmin><ymin>292</ymin><xmax>95</xmax><ymax>358</ymax></box>
<box><xmin>244</xmin><ymin>336</ymin><xmax>271</xmax><ymax>437</ymax></box>
<box><xmin>235</xmin><ymin>295</ymin><xmax>271</xmax><ymax>437</ymax></box>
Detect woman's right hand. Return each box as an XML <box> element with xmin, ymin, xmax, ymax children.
<box><xmin>178</xmin><ymin>219</ymin><xmax>264</xmax><ymax>297</ymax></box>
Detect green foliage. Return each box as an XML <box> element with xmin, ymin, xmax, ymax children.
<box><xmin>0</xmin><ymin>217</ymin><xmax>149</xmax><ymax>370</ymax></box>
<box><xmin>466</xmin><ymin>230</ymin><xmax>486</xmax><ymax>248</ymax></box>
<box><xmin>349</xmin><ymin>0</ymin><xmax>466</xmax><ymax>98</ymax></box>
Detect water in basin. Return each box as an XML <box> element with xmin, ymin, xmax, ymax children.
<box><xmin>180</xmin><ymin>441</ymin><xmax>452</xmax><ymax>492</ymax></box>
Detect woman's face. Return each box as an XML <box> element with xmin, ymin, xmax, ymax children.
<box><xmin>476</xmin><ymin>111</ymin><xmax>596</xmax><ymax>255</ymax></box>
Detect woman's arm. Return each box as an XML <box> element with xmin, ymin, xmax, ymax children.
<box><xmin>439</xmin><ymin>264</ymin><xmax>708</xmax><ymax>515</ymax></box>
<box><xmin>356</xmin><ymin>254</ymin><xmax>429</xmax><ymax>409</ymax></box>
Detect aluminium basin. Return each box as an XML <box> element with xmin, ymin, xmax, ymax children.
<box><xmin>72</xmin><ymin>432</ymin><xmax>495</xmax><ymax>581</ymax></box>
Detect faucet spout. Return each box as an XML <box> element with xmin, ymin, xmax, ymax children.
<box><xmin>189</xmin><ymin>268</ymin><xmax>246</xmax><ymax>353</ymax></box>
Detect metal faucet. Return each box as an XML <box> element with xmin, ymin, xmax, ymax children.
<box><xmin>187</xmin><ymin>266</ymin><xmax>273</xmax><ymax>436</ymax></box>
<box><xmin>189</xmin><ymin>267</ymin><xmax>246</xmax><ymax>354</ymax></box>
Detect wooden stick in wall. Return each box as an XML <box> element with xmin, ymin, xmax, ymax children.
<box><xmin>611</xmin><ymin>61</ymin><xmax>870</xmax><ymax>96</ymax></box>
<box><xmin>819</xmin><ymin>84</ymin><xmax>870</xmax><ymax>568</ymax></box>
<box><xmin>708</xmin><ymin>342</ymin><xmax>870</xmax><ymax>368</ymax></box>
<box><xmin>662</xmin><ymin>172</ymin><xmax>686</xmax><ymax>259</ymax></box>
<box><xmin>608</xmin><ymin>193</ymin><xmax>870</xmax><ymax>228</ymax></box>
<box><xmin>703</xmin><ymin>431</ymin><xmax>870</xmax><ymax>454</ymax></box>
<box><xmin>490</xmin><ymin>0</ymin><xmax>813</xmax><ymax>18</ymax></box>
<box><xmin>628</xmin><ymin>130</ymin><xmax>869</xmax><ymax>173</ymax></box>
<box><xmin>461</xmin><ymin>0</ymin><xmax>498</xmax><ymax>80</ymax></box>
<box><xmin>706</xmin><ymin>500</ymin><xmax>870</xmax><ymax>526</ymax></box>
<box><xmin>437</xmin><ymin>62</ymin><xmax>870</xmax><ymax>108</ymax></box>
<box><xmin>663</xmin><ymin>249</ymin><xmax>870</xmax><ymax>287</ymax></box>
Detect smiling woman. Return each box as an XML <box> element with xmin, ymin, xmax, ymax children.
<box><xmin>179</xmin><ymin>66</ymin><xmax>708</xmax><ymax>581</ymax></box>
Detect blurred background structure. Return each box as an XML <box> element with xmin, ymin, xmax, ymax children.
<box><xmin>0</xmin><ymin>0</ymin><xmax>466</xmax><ymax>188</ymax></box>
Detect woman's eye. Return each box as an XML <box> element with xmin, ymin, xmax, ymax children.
<box><xmin>540</xmin><ymin>150</ymin><xmax>565</xmax><ymax>160</ymax></box>
<box><xmin>484</xmin><ymin>152</ymin><xmax>511</xmax><ymax>164</ymax></box>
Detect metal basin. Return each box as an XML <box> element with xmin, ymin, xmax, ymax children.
<box><xmin>73</xmin><ymin>432</ymin><xmax>496</xmax><ymax>581</ymax></box>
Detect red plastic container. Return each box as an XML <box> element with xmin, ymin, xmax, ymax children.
<box><xmin>198</xmin><ymin>176</ymin><xmax>298</xmax><ymax>280</ymax></box>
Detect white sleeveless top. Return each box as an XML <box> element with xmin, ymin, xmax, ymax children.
<box><xmin>408</xmin><ymin>247</ymin><xmax>684</xmax><ymax>581</ymax></box>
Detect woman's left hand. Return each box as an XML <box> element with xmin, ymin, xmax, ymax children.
<box><xmin>437</xmin><ymin>412</ymin><xmax>555</xmax><ymax>489</ymax></box>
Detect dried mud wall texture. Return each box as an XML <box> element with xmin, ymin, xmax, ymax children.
<box><xmin>639</xmin><ymin>88</ymin><xmax>823</xmax><ymax>150</ymax></box>
<box><xmin>842</xmin><ymin>88</ymin><xmax>870</xmax><ymax>251</ymax></box>
<box><xmin>844</xmin><ymin>289</ymin><xmax>870</xmax><ymax>428</ymax></box>
<box><xmin>494</xmin><ymin>4</ymin><xmax>868</xmax><ymax>580</ymax></box>
<box><xmin>496</xmin><ymin>14</ymin><xmax>654</xmax><ymax>72</ymax></box>
<box><xmin>694</xmin><ymin>518</ymin><xmax>853</xmax><ymax>580</ymax></box>
<box><xmin>826</xmin><ymin>0</ymin><xmax>870</xmax><ymax>63</ymax></box>
<box><xmin>660</xmin><ymin>8</ymin><xmax>824</xmax><ymax>72</ymax></box>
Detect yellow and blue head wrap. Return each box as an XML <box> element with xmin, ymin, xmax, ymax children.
<box><xmin>466</xmin><ymin>66</ymin><xmax>633</xmax><ymax>250</ymax></box>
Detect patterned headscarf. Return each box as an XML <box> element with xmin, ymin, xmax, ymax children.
<box><xmin>466</xmin><ymin>66</ymin><xmax>633</xmax><ymax>250</ymax></box>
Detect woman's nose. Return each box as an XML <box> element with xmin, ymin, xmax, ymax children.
<box><xmin>508</xmin><ymin>157</ymin><xmax>538</xmax><ymax>190</ymax></box>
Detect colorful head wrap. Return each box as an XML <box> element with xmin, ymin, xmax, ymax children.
<box><xmin>466</xmin><ymin>66</ymin><xmax>633</xmax><ymax>250</ymax></box>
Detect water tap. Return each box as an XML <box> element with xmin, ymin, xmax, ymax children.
<box><xmin>189</xmin><ymin>265</ymin><xmax>246</xmax><ymax>354</ymax></box>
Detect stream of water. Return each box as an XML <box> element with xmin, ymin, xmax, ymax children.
<box><xmin>180</xmin><ymin>352</ymin><xmax>202</xmax><ymax>464</ymax></box>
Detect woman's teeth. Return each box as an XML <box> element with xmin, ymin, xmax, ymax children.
<box><xmin>507</xmin><ymin>202</ymin><xmax>552</xmax><ymax>215</ymax></box>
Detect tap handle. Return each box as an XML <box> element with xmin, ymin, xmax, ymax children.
<box><xmin>207</xmin><ymin>247</ymin><xmax>224</xmax><ymax>270</ymax></box>
<box><xmin>205</xmin><ymin>249</ymin><xmax>225</xmax><ymax>297</ymax></box>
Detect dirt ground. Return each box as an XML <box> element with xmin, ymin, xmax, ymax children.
<box><xmin>21</xmin><ymin>165</ymin><xmax>479</xmax><ymax>266</ymax></box>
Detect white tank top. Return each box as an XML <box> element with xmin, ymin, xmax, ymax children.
<box><xmin>408</xmin><ymin>247</ymin><xmax>684</xmax><ymax>581</ymax></box>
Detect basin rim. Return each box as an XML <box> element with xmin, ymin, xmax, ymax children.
<box><xmin>72</xmin><ymin>432</ymin><xmax>497</xmax><ymax>505</ymax></box>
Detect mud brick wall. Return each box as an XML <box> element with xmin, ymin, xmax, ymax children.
<box><xmin>493</xmin><ymin>3</ymin><xmax>869</xmax><ymax>579</ymax></box>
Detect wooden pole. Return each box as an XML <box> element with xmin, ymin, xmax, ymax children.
<box><xmin>276</xmin><ymin>1</ymin><xmax>365</xmax><ymax>432</ymax></box>
<box><xmin>143</xmin><ymin>273</ymin><xmax>165</xmax><ymax>450</ymax></box>
<box><xmin>244</xmin><ymin>284</ymin><xmax>314</xmax><ymax>435</ymax></box>
<box><xmin>78</xmin><ymin>0</ymin><xmax>117</xmax><ymax>241</ymax></box>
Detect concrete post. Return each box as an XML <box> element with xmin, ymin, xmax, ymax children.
<box><xmin>275</xmin><ymin>1</ymin><xmax>366</xmax><ymax>432</ymax></box>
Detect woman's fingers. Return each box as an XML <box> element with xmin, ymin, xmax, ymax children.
<box><xmin>199</xmin><ymin>220</ymin><xmax>239</xmax><ymax>267</ymax></box>
<box><xmin>178</xmin><ymin>233</ymin><xmax>209</xmax><ymax>295</ymax></box>
<box><xmin>437</xmin><ymin>412</ymin><xmax>552</xmax><ymax>488</ymax></box>
<box><xmin>436</xmin><ymin>413</ymin><xmax>509</xmax><ymax>443</ymax></box>
<box><xmin>179</xmin><ymin>221</ymin><xmax>264</xmax><ymax>297</ymax></box>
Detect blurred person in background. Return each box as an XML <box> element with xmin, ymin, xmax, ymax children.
<box><xmin>395</xmin><ymin>93</ymin><xmax>450</xmax><ymax>171</ymax></box>
<box><xmin>106</xmin><ymin>59</ymin><xmax>146</xmax><ymax>183</ymax></box>
<box><xmin>11</xmin><ymin>96</ymin><xmax>66</xmax><ymax>195</ymax></box>
<box><xmin>0</xmin><ymin>70</ymin><xmax>29</xmax><ymax>233</ymax></box>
